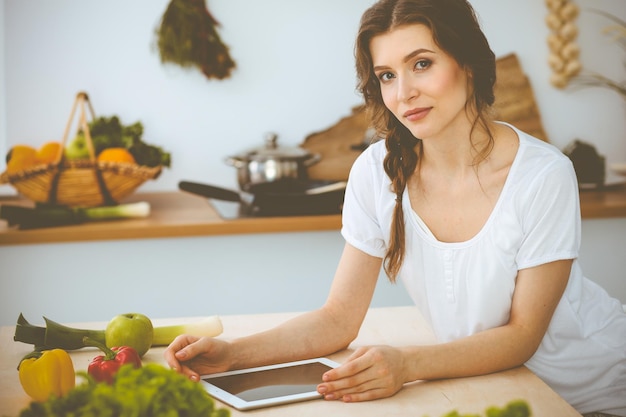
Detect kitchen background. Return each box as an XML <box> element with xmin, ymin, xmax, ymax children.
<box><xmin>0</xmin><ymin>0</ymin><xmax>624</xmax><ymax>326</ymax></box>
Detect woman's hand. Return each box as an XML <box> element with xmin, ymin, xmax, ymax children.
<box><xmin>163</xmin><ymin>334</ymin><xmax>232</xmax><ymax>381</ymax></box>
<box><xmin>317</xmin><ymin>345</ymin><xmax>408</xmax><ymax>402</ymax></box>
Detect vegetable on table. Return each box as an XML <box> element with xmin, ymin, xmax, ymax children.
<box><xmin>0</xmin><ymin>201</ymin><xmax>151</xmax><ymax>230</ymax></box>
<box><xmin>439</xmin><ymin>400</ymin><xmax>531</xmax><ymax>417</ymax></box>
<box><xmin>14</xmin><ymin>314</ymin><xmax>107</xmax><ymax>351</ymax></box>
<box><xmin>18</xmin><ymin>349</ymin><xmax>75</xmax><ymax>402</ymax></box>
<box><xmin>14</xmin><ymin>313</ymin><xmax>223</xmax><ymax>351</ymax></box>
<box><xmin>151</xmin><ymin>316</ymin><xmax>224</xmax><ymax>346</ymax></box>
<box><xmin>105</xmin><ymin>313</ymin><xmax>154</xmax><ymax>358</ymax></box>
<box><xmin>84</xmin><ymin>337</ymin><xmax>142</xmax><ymax>384</ymax></box>
<box><xmin>17</xmin><ymin>363</ymin><xmax>231</xmax><ymax>417</ymax></box>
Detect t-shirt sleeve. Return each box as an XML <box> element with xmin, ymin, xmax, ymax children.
<box><xmin>515</xmin><ymin>157</ymin><xmax>581</xmax><ymax>269</ymax></box>
<box><xmin>340</xmin><ymin>146</ymin><xmax>388</xmax><ymax>258</ymax></box>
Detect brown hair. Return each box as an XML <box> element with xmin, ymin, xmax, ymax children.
<box><xmin>355</xmin><ymin>0</ymin><xmax>496</xmax><ymax>281</ymax></box>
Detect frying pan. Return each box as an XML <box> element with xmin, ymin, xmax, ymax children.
<box><xmin>178</xmin><ymin>180</ymin><xmax>346</xmax><ymax>217</ymax></box>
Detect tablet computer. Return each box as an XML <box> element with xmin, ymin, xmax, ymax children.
<box><xmin>199</xmin><ymin>357</ymin><xmax>340</xmax><ymax>410</ymax></box>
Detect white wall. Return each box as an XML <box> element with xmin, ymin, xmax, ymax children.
<box><xmin>0</xmin><ymin>231</ymin><xmax>414</xmax><ymax>326</ymax></box>
<box><xmin>1</xmin><ymin>0</ymin><xmax>374</xmax><ymax>194</ymax></box>
<box><xmin>579</xmin><ymin>219</ymin><xmax>626</xmax><ymax>304</ymax></box>
<box><xmin>1</xmin><ymin>1</ymin><xmax>625</xmax><ymax>326</ymax></box>
<box><xmin>0</xmin><ymin>3</ymin><xmax>5</xmax><ymax>167</ymax></box>
<box><xmin>0</xmin><ymin>219</ymin><xmax>624</xmax><ymax>327</ymax></box>
<box><xmin>1</xmin><ymin>0</ymin><xmax>624</xmax><ymax>193</ymax></box>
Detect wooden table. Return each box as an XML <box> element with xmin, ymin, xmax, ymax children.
<box><xmin>0</xmin><ymin>307</ymin><xmax>581</xmax><ymax>417</ymax></box>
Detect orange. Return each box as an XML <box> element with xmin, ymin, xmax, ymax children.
<box><xmin>97</xmin><ymin>147</ymin><xmax>136</xmax><ymax>164</ymax></box>
<box><xmin>35</xmin><ymin>141</ymin><xmax>63</xmax><ymax>164</ymax></box>
<box><xmin>6</xmin><ymin>145</ymin><xmax>37</xmax><ymax>173</ymax></box>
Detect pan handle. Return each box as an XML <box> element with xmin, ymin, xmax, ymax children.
<box><xmin>178</xmin><ymin>181</ymin><xmax>242</xmax><ymax>202</ymax></box>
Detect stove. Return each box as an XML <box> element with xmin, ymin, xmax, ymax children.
<box><xmin>209</xmin><ymin>197</ymin><xmax>343</xmax><ymax>219</ymax></box>
<box><xmin>180</xmin><ymin>179</ymin><xmax>345</xmax><ymax>219</ymax></box>
<box><xmin>208</xmin><ymin>199</ymin><xmax>258</xmax><ymax>219</ymax></box>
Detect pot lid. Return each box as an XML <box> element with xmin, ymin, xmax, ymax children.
<box><xmin>231</xmin><ymin>133</ymin><xmax>314</xmax><ymax>162</ymax></box>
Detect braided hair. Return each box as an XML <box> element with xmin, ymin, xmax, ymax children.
<box><xmin>355</xmin><ymin>0</ymin><xmax>496</xmax><ymax>281</ymax></box>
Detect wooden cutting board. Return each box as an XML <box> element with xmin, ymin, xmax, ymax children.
<box><xmin>492</xmin><ymin>53</ymin><xmax>549</xmax><ymax>143</ymax></box>
<box><xmin>301</xmin><ymin>53</ymin><xmax>548</xmax><ymax>181</ymax></box>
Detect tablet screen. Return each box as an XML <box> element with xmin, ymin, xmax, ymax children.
<box><xmin>200</xmin><ymin>358</ymin><xmax>339</xmax><ymax>410</ymax></box>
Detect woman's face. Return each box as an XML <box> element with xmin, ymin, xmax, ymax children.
<box><xmin>370</xmin><ymin>24</ymin><xmax>472</xmax><ymax>141</ymax></box>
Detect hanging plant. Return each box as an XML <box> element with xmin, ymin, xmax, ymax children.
<box><xmin>156</xmin><ymin>0</ymin><xmax>236</xmax><ymax>80</ymax></box>
<box><xmin>569</xmin><ymin>9</ymin><xmax>626</xmax><ymax>100</ymax></box>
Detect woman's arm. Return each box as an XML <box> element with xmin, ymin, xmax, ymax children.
<box><xmin>318</xmin><ymin>258</ymin><xmax>572</xmax><ymax>402</ymax></box>
<box><xmin>228</xmin><ymin>243</ymin><xmax>383</xmax><ymax>368</ymax></box>
<box><xmin>164</xmin><ymin>243</ymin><xmax>383</xmax><ymax>378</ymax></box>
<box><xmin>408</xmin><ymin>259</ymin><xmax>573</xmax><ymax>378</ymax></box>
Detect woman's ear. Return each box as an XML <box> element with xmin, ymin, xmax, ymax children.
<box><xmin>464</xmin><ymin>69</ymin><xmax>477</xmax><ymax>105</ymax></box>
<box><xmin>463</xmin><ymin>82</ymin><xmax>481</xmax><ymax>119</ymax></box>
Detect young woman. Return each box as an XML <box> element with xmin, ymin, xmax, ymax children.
<box><xmin>165</xmin><ymin>1</ymin><xmax>626</xmax><ymax>415</ymax></box>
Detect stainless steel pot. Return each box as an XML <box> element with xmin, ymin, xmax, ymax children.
<box><xmin>225</xmin><ymin>133</ymin><xmax>320</xmax><ymax>191</ymax></box>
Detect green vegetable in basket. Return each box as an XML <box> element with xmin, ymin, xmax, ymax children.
<box><xmin>127</xmin><ymin>137</ymin><xmax>171</xmax><ymax>168</ymax></box>
<box><xmin>17</xmin><ymin>363</ymin><xmax>230</xmax><ymax>417</ymax></box>
<box><xmin>73</xmin><ymin>116</ymin><xmax>171</xmax><ymax>167</ymax></box>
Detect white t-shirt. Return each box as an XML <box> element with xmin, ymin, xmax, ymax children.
<box><xmin>341</xmin><ymin>123</ymin><xmax>626</xmax><ymax>416</ymax></box>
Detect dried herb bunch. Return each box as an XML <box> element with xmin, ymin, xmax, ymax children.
<box><xmin>570</xmin><ymin>9</ymin><xmax>626</xmax><ymax>99</ymax></box>
<box><xmin>156</xmin><ymin>0</ymin><xmax>236</xmax><ymax>80</ymax></box>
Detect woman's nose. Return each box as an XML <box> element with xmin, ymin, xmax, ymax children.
<box><xmin>397</xmin><ymin>75</ymin><xmax>418</xmax><ymax>102</ymax></box>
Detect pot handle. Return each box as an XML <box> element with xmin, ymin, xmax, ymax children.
<box><xmin>304</xmin><ymin>153</ymin><xmax>322</xmax><ymax>167</ymax></box>
<box><xmin>179</xmin><ymin>181</ymin><xmax>242</xmax><ymax>202</ymax></box>
<box><xmin>224</xmin><ymin>156</ymin><xmax>247</xmax><ymax>168</ymax></box>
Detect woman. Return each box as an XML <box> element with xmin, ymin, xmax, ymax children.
<box><xmin>165</xmin><ymin>1</ymin><xmax>626</xmax><ymax>415</ymax></box>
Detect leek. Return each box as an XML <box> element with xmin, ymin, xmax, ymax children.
<box><xmin>75</xmin><ymin>201</ymin><xmax>150</xmax><ymax>220</ymax></box>
<box><xmin>14</xmin><ymin>314</ymin><xmax>107</xmax><ymax>351</ymax></box>
<box><xmin>0</xmin><ymin>201</ymin><xmax>150</xmax><ymax>229</ymax></box>
<box><xmin>14</xmin><ymin>313</ymin><xmax>224</xmax><ymax>350</ymax></box>
<box><xmin>152</xmin><ymin>316</ymin><xmax>224</xmax><ymax>346</ymax></box>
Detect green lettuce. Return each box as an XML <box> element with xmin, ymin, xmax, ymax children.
<box><xmin>17</xmin><ymin>363</ymin><xmax>229</xmax><ymax>417</ymax></box>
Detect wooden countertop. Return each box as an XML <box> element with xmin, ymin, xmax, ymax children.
<box><xmin>578</xmin><ymin>183</ymin><xmax>626</xmax><ymax>218</ymax></box>
<box><xmin>0</xmin><ymin>191</ymin><xmax>342</xmax><ymax>246</ymax></box>
<box><xmin>0</xmin><ymin>307</ymin><xmax>581</xmax><ymax>417</ymax></box>
<box><xmin>0</xmin><ymin>184</ymin><xmax>625</xmax><ymax>246</ymax></box>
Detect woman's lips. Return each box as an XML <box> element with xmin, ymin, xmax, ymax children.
<box><xmin>403</xmin><ymin>107</ymin><xmax>431</xmax><ymax>122</ymax></box>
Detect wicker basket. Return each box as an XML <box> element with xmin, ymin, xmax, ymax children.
<box><xmin>0</xmin><ymin>92</ymin><xmax>162</xmax><ymax>207</ymax></box>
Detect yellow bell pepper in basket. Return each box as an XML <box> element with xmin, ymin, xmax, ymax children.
<box><xmin>18</xmin><ymin>349</ymin><xmax>75</xmax><ymax>402</ymax></box>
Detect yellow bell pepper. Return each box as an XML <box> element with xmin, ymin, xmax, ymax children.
<box><xmin>18</xmin><ymin>349</ymin><xmax>75</xmax><ymax>402</ymax></box>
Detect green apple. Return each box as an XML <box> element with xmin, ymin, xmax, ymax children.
<box><xmin>105</xmin><ymin>312</ymin><xmax>154</xmax><ymax>357</ymax></box>
<box><xmin>64</xmin><ymin>134</ymin><xmax>91</xmax><ymax>160</ymax></box>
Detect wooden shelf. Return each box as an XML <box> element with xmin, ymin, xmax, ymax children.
<box><xmin>1</xmin><ymin>184</ymin><xmax>624</xmax><ymax>246</ymax></box>
<box><xmin>579</xmin><ymin>184</ymin><xmax>626</xmax><ymax>219</ymax></box>
<box><xmin>0</xmin><ymin>191</ymin><xmax>342</xmax><ymax>246</ymax></box>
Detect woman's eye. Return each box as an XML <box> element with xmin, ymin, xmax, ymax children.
<box><xmin>377</xmin><ymin>72</ymin><xmax>394</xmax><ymax>82</ymax></box>
<box><xmin>414</xmin><ymin>59</ymin><xmax>432</xmax><ymax>71</ymax></box>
